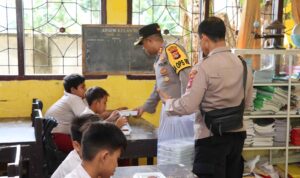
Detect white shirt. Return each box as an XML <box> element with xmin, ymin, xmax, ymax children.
<box><xmin>45</xmin><ymin>92</ymin><xmax>88</xmax><ymax>134</ymax></box>
<box><xmin>81</xmin><ymin>107</ymin><xmax>95</xmax><ymax>115</ymax></box>
<box><xmin>51</xmin><ymin>150</ymin><xmax>81</xmax><ymax>178</ymax></box>
<box><xmin>64</xmin><ymin>164</ymin><xmax>91</xmax><ymax>178</ymax></box>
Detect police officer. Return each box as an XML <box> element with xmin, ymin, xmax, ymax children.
<box><xmin>134</xmin><ymin>23</ymin><xmax>195</xmax><ymax>161</ymax></box>
<box><xmin>159</xmin><ymin>17</ymin><xmax>253</xmax><ymax>178</ymax></box>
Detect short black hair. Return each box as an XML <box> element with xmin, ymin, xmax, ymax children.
<box><xmin>198</xmin><ymin>16</ymin><xmax>226</xmax><ymax>42</ymax></box>
<box><xmin>63</xmin><ymin>74</ymin><xmax>85</xmax><ymax>93</ymax></box>
<box><xmin>85</xmin><ymin>86</ymin><xmax>109</xmax><ymax>106</ymax></box>
<box><xmin>81</xmin><ymin>122</ymin><xmax>127</xmax><ymax>161</ymax></box>
<box><xmin>70</xmin><ymin>114</ymin><xmax>100</xmax><ymax>143</ymax></box>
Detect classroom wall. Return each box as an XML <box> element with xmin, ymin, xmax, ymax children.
<box><xmin>107</xmin><ymin>0</ymin><xmax>127</xmax><ymax>24</ymax></box>
<box><xmin>0</xmin><ymin>77</ymin><xmax>161</xmax><ymax>127</ymax></box>
<box><xmin>0</xmin><ymin>0</ymin><xmax>161</xmax><ymax>127</ymax></box>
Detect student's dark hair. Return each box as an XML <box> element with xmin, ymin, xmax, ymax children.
<box><xmin>198</xmin><ymin>16</ymin><xmax>226</xmax><ymax>42</ymax></box>
<box><xmin>63</xmin><ymin>74</ymin><xmax>85</xmax><ymax>93</ymax></box>
<box><xmin>70</xmin><ymin>114</ymin><xmax>101</xmax><ymax>143</ymax></box>
<box><xmin>81</xmin><ymin>122</ymin><xmax>127</xmax><ymax>161</ymax></box>
<box><xmin>85</xmin><ymin>86</ymin><xmax>109</xmax><ymax>106</ymax></box>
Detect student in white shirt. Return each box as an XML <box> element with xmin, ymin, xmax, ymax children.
<box><xmin>51</xmin><ymin>114</ymin><xmax>100</xmax><ymax>178</ymax></box>
<box><xmin>45</xmin><ymin>74</ymin><xmax>87</xmax><ymax>153</ymax></box>
<box><xmin>82</xmin><ymin>86</ymin><xmax>128</xmax><ymax>128</ymax></box>
<box><xmin>65</xmin><ymin>122</ymin><xmax>127</xmax><ymax>178</ymax></box>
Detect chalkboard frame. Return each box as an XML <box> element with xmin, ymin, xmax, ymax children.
<box><xmin>82</xmin><ymin>24</ymin><xmax>155</xmax><ymax>76</ymax></box>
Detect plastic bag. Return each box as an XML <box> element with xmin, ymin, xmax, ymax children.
<box><xmin>157</xmin><ymin>105</ymin><xmax>195</xmax><ymax>165</ymax></box>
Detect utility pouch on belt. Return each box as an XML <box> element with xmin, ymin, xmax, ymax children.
<box><xmin>201</xmin><ymin>56</ymin><xmax>247</xmax><ymax>136</ymax></box>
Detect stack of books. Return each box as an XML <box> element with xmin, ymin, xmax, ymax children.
<box><xmin>274</xmin><ymin>119</ymin><xmax>287</xmax><ymax>146</ymax></box>
<box><xmin>253</xmin><ymin>119</ymin><xmax>275</xmax><ymax>147</ymax></box>
<box><xmin>253</xmin><ymin>86</ymin><xmax>288</xmax><ymax>114</ymax></box>
<box><xmin>244</xmin><ymin>119</ymin><xmax>255</xmax><ymax>146</ymax></box>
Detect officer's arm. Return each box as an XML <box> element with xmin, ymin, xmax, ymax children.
<box><xmin>179</xmin><ymin>66</ymin><xmax>191</xmax><ymax>94</ymax></box>
<box><xmin>165</xmin><ymin>65</ymin><xmax>207</xmax><ymax>115</ymax></box>
<box><xmin>166</xmin><ymin>44</ymin><xmax>192</xmax><ymax>94</ymax></box>
<box><xmin>142</xmin><ymin>83</ymin><xmax>160</xmax><ymax>113</ymax></box>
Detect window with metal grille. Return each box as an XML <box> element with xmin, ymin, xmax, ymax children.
<box><xmin>0</xmin><ymin>1</ymin><xmax>18</xmax><ymax>75</ymax></box>
<box><xmin>0</xmin><ymin>0</ymin><xmax>102</xmax><ymax>76</ymax></box>
<box><xmin>131</xmin><ymin>0</ymin><xmax>202</xmax><ymax>64</ymax></box>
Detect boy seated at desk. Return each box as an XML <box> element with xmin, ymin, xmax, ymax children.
<box><xmin>82</xmin><ymin>86</ymin><xmax>128</xmax><ymax>128</ymax></box>
<box><xmin>65</xmin><ymin>121</ymin><xmax>127</xmax><ymax>178</ymax></box>
<box><xmin>51</xmin><ymin>114</ymin><xmax>100</xmax><ymax>178</ymax></box>
<box><xmin>45</xmin><ymin>74</ymin><xmax>87</xmax><ymax>153</ymax></box>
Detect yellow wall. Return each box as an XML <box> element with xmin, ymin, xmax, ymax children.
<box><xmin>107</xmin><ymin>0</ymin><xmax>127</xmax><ymax>24</ymax></box>
<box><xmin>0</xmin><ymin>76</ymin><xmax>161</xmax><ymax>127</ymax></box>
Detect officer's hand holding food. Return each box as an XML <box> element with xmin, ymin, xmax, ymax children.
<box><xmin>157</xmin><ymin>89</ymin><xmax>171</xmax><ymax>104</ymax></box>
<box><xmin>115</xmin><ymin>116</ymin><xmax>128</xmax><ymax>128</ymax></box>
<box><xmin>133</xmin><ymin>107</ymin><xmax>144</xmax><ymax>117</ymax></box>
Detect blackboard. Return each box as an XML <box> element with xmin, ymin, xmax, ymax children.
<box><xmin>82</xmin><ymin>25</ymin><xmax>155</xmax><ymax>75</ymax></box>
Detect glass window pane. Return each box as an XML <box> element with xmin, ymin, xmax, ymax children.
<box><xmin>24</xmin><ymin>0</ymin><xmax>101</xmax><ymax>75</ymax></box>
<box><xmin>0</xmin><ymin>0</ymin><xmax>17</xmax><ymax>75</ymax></box>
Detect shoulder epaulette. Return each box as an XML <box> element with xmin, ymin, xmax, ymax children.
<box><xmin>165</xmin><ymin>44</ymin><xmax>191</xmax><ymax>74</ymax></box>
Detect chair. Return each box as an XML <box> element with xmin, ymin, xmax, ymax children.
<box><xmin>41</xmin><ymin>117</ymin><xmax>67</xmax><ymax>177</ymax></box>
<box><xmin>31</xmin><ymin>98</ymin><xmax>43</xmax><ymax>126</ymax></box>
<box><xmin>0</xmin><ymin>145</ymin><xmax>22</xmax><ymax>177</ymax></box>
<box><xmin>32</xmin><ymin>98</ymin><xmax>43</xmax><ymax>110</ymax></box>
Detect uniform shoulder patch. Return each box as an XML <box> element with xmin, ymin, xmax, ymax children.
<box><xmin>165</xmin><ymin>44</ymin><xmax>191</xmax><ymax>74</ymax></box>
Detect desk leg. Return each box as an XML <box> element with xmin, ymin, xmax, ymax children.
<box><xmin>147</xmin><ymin>157</ymin><xmax>154</xmax><ymax>165</ymax></box>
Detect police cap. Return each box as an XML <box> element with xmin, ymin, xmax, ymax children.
<box><xmin>134</xmin><ymin>23</ymin><xmax>161</xmax><ymax>46</ymax></box>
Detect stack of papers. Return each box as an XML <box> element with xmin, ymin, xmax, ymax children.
<box><xmin>253</xmin><ymin>86</ymin><xmax>288</xmax><ymax>114</ymax></box>
<box><xmin>253</xmin><ymin>119</ymin><xmax>275</xmax><ymax>147</ymax></box>
<box><xmin>293</xmin><ymin>86</ymin><xmax>300</xmax><ymax>113</ymax></box>
<box><xmin>244</xmin><ymin>119</ymin><xmax>255</xmax><ymax>146</ymax></box>
<box><xmin>274</xmin><ymin>119</ymin><xmax>287</xmax><ymax>145</ymax></box>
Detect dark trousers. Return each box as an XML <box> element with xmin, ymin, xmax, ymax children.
<box><xmin>192</xmin><ymin>131</ymin><xmax>246</xmax><ymax>178</ymax></box>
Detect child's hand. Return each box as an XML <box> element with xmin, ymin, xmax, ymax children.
<box><xmin>106</xmin><ymin>110</ymin><xmax>120</xmax><ymax>122</ymax></box>
<box><xmin>115</xmin><ymin>116</ymin><xmax>128</xmax><ymax>128</ymax></box>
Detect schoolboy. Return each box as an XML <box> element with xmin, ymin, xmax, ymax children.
<box><xmin>45</xmin><ymin>74</ymin><xmax>87</xmax><ymax>153</ymax></box>
<box><xmin>51</xmin><ymin>114</ymin><xmax>100</xmax><ymax>178</ymax></box>
<box><xmin>65</xmin><ymin>122</ymin><xmax>127</xmax><ymax>178</ymax></box>
<box><xmin>82</xmin><ymin>86</ymin><xmax>128</xmax><ymax>128</ymax></box>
